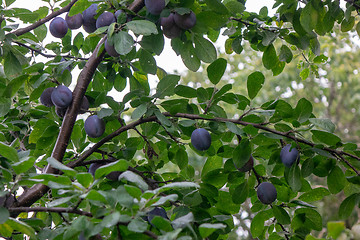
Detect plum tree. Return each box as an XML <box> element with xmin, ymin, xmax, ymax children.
<box><xmin>84</xmin><ymin>115</ymin><xmax>105</xmax><ymax>138</ymax></box>
<box><xmin>160</xmin><ymin>13</ymin><xmax>181</xmax><ymax>39</ymax></box>
<box><xmin>40</xmin><ymin>87</ymin><xmax>55</xmax><ymax>107</ymax></box>
<box><xmin>82</xmin><ymin>4</ymin><xmax>98</xmax><ymax>33</ymax></box>
<box><xmin>51</xmin><ymin>85</ymin><xmax>73</xmax><ymax>108</ymax></box>
<box><xmin>65</xmin><ymin>12</ymin><xmax>83</xmax><ymax>30</ymax></box>
<box><xmin>173</xmin><ymin>11</ymin><xmax>196</xmax><ymax>30</ymax></box>
<box><xmin>280</xmin><ymin>144</ymin><xmax>299</xmax><ymax>168</ymax></box>
<box><xmin>257</xmin><ymin>182</ymin><xmax>277</xmax><ymax>205</ymax></box>
<box><xmin>104</xmin><ymin>39</ymin><xmax>119</xmax><ymax>57</ymax></box>
<box><xmin>96</xmin><ymin>11</ymin><xmax>115</xmax><ymax>29</ymax></box>
<box><xmin>235</xmin><ymin>155</ymin><xmax>254</xmax><ymax>172</ymax></box>
<box><xmin>144</xmin><ymin>0</ymin><xmax>165</xmax><ymax>15</ymax></box>
<box><xmin>191</xmin><ymin>128</ymin><xmax>211</xmax><ymax>151</ymax></box>
<box><xmin>49</xmin><ymin>17</ymin><xmax>68</xmax><ymax>38</ymax></box>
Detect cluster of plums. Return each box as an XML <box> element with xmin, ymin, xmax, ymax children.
<box><xmin>49</xmin><ymin>3</ymin><xmax>120</xmax><ymax>38</ymax></box>
<box><xmin>40</xmin><ymin>85</ymin><xmax>105</xmax><ymax>138</ymax></box>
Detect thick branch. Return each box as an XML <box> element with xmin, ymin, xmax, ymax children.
<box><xmin>8</xmin><ymin>206</ymin><xmax>92</xmax><ymax>217</ymax></box>
<box><xmin>12</xmin><ymin>0</ymin><xmax>79</xmax><ymax>37</ymax></box>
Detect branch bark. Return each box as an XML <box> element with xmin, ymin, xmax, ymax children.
<box><xmin>8</xmin><ymin>206</ymin><xmax>92</xmax><ymax>217</ymax></box>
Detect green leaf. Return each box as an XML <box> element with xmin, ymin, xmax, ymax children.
<box><xmin>293</xmin><ymin>208</ymin><xmax>322</xmax><ymax>231</ymax></box>
<box><xmin>207</xmin><ymin>58</ymin><xmax>227</xmax><ymax>85</ymax></box>
<box><xmin>68</xmin><ymin>0</ymin><xmax>91</xmax><ymax>16</ymax></box>
<box><xmin>0</xmin><ymin>207</ymin><xmax>9</xmax><ymax>224</ymax></box>
<box><xmin>295</xmin><ymin>98</ymin><xmax>313</xmax><ymax>123</ymax></box>
<box><xmin>309</xmin><ymin>118</ymin><xmax>335</xmax><ymax>133</ymax></box>
<box><xmin>112</xmin><ymin>31</ymin><xmax>134</xmax><ymax>55</ymax></box>
<box><xmin>341</xmin><ymin>16</ymin><xmax>355</xmax><ymax>32</ymax></box>
<box><xmin>199</xmin><ymin>223</ymin><xmax>226</xmax><ymax>238</ymax></box>
<box><xmin>251</xmin><ymin>211</ymin><xmax>271</xmax><ymax>238</ymax></box>
<box><xmin>247</xmin><ymin>71</ymin><xmax>265</xmax><ymax>99</ymax></box>
<box><xmin>327</xmin><ymin>221</ymin><xmax>345</xmax><ymax>239</ymax></box>
<box><xmin>131</xmin><ymin>103</ymin><xmax>148</xmax><ymax>120</ymax></box>
<box><xmin>154</xmin><ymin>110</ymin><xmax>172</xmax><ymax>127</ymax></box>
<box><xmin>300</xmin><ymin>68</ymin><xmax>310</xmax><ymax>80</ymax></box>
<box><xmin>0</xmin><ymin>142</ymin><xmax>18</xmax><ymax>163</ymax></box>
<box><xmin>273</xmin><ymin>205</ymin><xmax>291</xmax><ymax>225</ymax></box>
<box><xmin>94</xmin><ymin>160</ymin><xmax>129</xmax><ymax>179</ymax></box>
<box><xmin>311</xmin><ymin>130</ymin><xmax>341</xmax><ymax>146</ymax></box>
<box><xmin>279</xmin><ymin>45</ymin><xmax>293</xmax><ymax>63</ymax></box>
<box><xmin>12</xmin><ymin>156</ymin><xmax>36</xmax><ymax>174</ymax></box>
<box><xmin>175</xmin><ymin>148</ymin><xmax>189</xmax><ymax>170</ymax></box>
<box><xmin>0</xmin><ymin>98</ymin><xmax>11</xmax><ymax>117</ymax></box>
<box><xmin>150</xmin><ymin>216</ymin><xmax>173</xmax><ymax>232</ymax></box>
<box><xmin>76</xmin><ymin>173</ymin><xmax>93</xmax><ymax>188</ymax></box>
<box><xmin>204</xmin><ymin>0</ymin><xmax>229</xmax><ymax>15</ymax></box>
<box><xmin>180</xmin><ymin>41</ymin><xmax>201</xmax><ymax>72</ymax></box>
<box><xmin>339</xmin><ymin>193</ymin><xmax>360</xmax><ymax>219</ymax></box>
<box><xmin>126</xmin><ymin>20</ymin><xmax>158</xmax><ymax>36</ymax></box>
<box><xmin>233</xmin><ymin>139</ymin><xmax>251</xmax><ymax>169</ymax></box>
<box><xmin>262</xmin><ymin>44</ymin><xmax>278</xmax><ymax>70</ymax></box>
<box><xmin>81</xmin><ymin>189</ymin><xmax>107</xmax><ymax>203</ymax></box>
<box><xmin>139</xmin><ymin>49</ymin><xmax>157</xmax><ymax>75</ymax></box>
<box><xmin>4</xmin><ymin>51</ymin><xmax>22</xmax><ymax>79</ymax></box>
<box><xmin>232</xmin><ymin>181</ymin><xmax>248</xmax><ymax>204</ymax></box>
<box><xmin>154</xmin><ymin>74</ymin><xmax>180</xmax><ymax>98</ymax></box>
<box><xmin>287</xmin><ymin>164</ymin><xmax>302</xmax><ymax>192</ymax></box>
<box><xmin>119</xmin><ymin>171</ymin><xmax>148</xmax><ymax>191</ymax></box>
<box><xmin>174</xmin><ymin>85</ymin><xmax>197</xmax><ymax>98</ymax></box>
<box><xmin>155</xmin><ymin>182</ymin><xmax>200</xmax><ymax>194</ymax></box>
<box><xmin>202</xmin><ymin>156</ymin><xmax>223</xmax><ymax>177</ymax></box>
<box><xmin>194</xmin><ymin>35</ymin><xmax>217</xmax><ymax>63</ymax></box>
<box><xmin>327</xmin><ymin>166</ymin><xmax>346</xmax><ymax>194</ymax></box>
<box><xmin>47</xmin><ymin>157</ymin><xmax>76</xmax><ymax>177</ymax></box>
<box><xmin>299</xmin><ymin>187</ymin><xmax>330</xmax><ymax>202</ymax></box>
<box><xmin>6</xmin><ymin>218</ymin><xmax>35</xmax><ymax>238</ymax></box>
<box><xmin>300</xmin><ymin>3</ymin><xmax>318</xmax><ymax>33</ymax></box>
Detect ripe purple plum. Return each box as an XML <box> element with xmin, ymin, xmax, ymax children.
<box><xmin>49</xmin><ymin>17</ymin><xmax>68</xmax><ymax>38</ymax></box>
<box><xmin>144</xmin><ymin>0</ymin><xmax>165</xmax><ymax>15</ymax></box>
<box><xmin>82</xmin><ymin>4</ymin><xmax>98</xmax><ymax>33</ymax></box>
<box><xmin>51</xmin><ymin>85</ymin><xmax>73</xmax><ymax>108</ymax></box>
<box><xmin>174</xmin><ymin>11</ymin><xmax>196</xmax><ymax>30</ymax></box>
<box><xmin>280</xmin><ymin>144</ymin><xmax>299</xmax><ymax>168</ymax></box>
<box><xmin>147</xmin><ymin>207</ymin><xmax>168</xmax><ymax>226</ymax></box>
<box><xmin>191</xmin><ymin>128</ymin><xmax>211</xmax><ymax>151</ymax></box>
<box><xmin>65</xmin><ymin>13</ymin><xmax>83</xmax><ymax>29</ymax></box>
<box><xmin>79</xmin><ymin>96</ymin><xmax>89</xmax><ymax>114</ymax></box>
<box><xmin>257</xmin><ymin>182</ymin><xmax>277</xmax><ymax>204</ymax></box>
<box><xmin>104</xmin><ymin>39</ymin><xmax>119</xmax><ymax>57</ymax></box>
<box><xmin>40</xmin><ymin>87</ymin><xmax>55</xmax><ymax>107</ymax></box>
<box><xmin>235</xmin><ymin>155</ymin><xmax>254</xmax><ymax>172</ymax></box>
<box><xmin>160</xmin><ymin>13</ymin><xmax>181</xmax><ymax>39</ymax></box>
<box><xmin>96</xmin><ymin>11</ymin><xmax>115</xmax><ymax>29</ymax></box>
<box><xmin>84</xmin><ymin>115</ymin><xmax>105</xmax><ymax>138</ymax></box>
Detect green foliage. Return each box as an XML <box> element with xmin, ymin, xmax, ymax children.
<box><xmin>1</xmin><ymin>0</ymin><xmax>360</xmax><ymax>239</ymax></box>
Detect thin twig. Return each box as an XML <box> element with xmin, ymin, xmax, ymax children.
<box><xmin>8</xmin><ymin>207</ymin><xmax>93</xmax><ymax>217</ymax></box>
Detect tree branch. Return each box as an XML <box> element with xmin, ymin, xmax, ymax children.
<box><xmin>11</xmin><ymin>0</ymin><xmax>79</xmax><ymax>37</ymax></box>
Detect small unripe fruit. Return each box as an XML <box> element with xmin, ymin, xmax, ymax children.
<box><xmin>174</xmin><ymin>11</ymin><xmax>196</xmax><ymax>30</ymax></box>
<box><xmin>40</xmin><ymin>87</ymin><xmax>55</xmax><ymax>107</ymax></box>
<box><xmin>280</xmin><ymin>144</ymin><xmax>299</xmax><ymax>168</ymax></box>
<box><xmin>191</xmin><ymin>128</ymin><xmax>211</xmax><ymax>151</ymax></box>
<box><xmin>49</xmin><ymin>17</ymin><xmax>68</xmax><ymax>38</ymax></box>
<box><xmin>65</xmin><ymin>13</ymin><xmax>83</xmax><ymax>30</ymax></box>
<box><xmin>96</xmin><ymin>11</ymin><xmax>115</xmax><ymax>29</ymax></box>
<box><xmin>257</xmin><ymin>182</ymin><xmax>277</xmax><ymax>204</ymax></box>
<box><xmin>84</xmin><ymin>115</ymin><xmax>105</xmax><ymax>138</ymax></box>
<box><xmin>51</xmin><ymin>85</ymin><xmax>73</xmax><ymax>108</ymax></box>
<box><xmin>145</xmin><ymin>0</ymin><xmax>165</xmax><ymax>15</ymax></box>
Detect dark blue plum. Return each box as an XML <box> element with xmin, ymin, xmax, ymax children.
<box><xmin>161</xmin><ymin>13</ymin><xmax>181</xmax><ymax>39</ymax></box>
<box><xmin>257</xmin><ymin>182</ymin><xmax>277</xmax><ymax>204</ymax></box>
<box><xmin>280</xmin><ymin>144</ymin><xmax>299</xmax><ymax>168</ymax></box>
<box><xmin>147</xmin><ymin>207</ymin><xmax>168</xmax><ymax>226</ymax></box>
<box><xmin>84</xmin><ymin>115</ymin><xmax>105</xmax><ymax>138</ymax></box>
<box><xmin>65</xmin><ymin>12</ymin><xmax>83</xmax><ymax>29</ymax></box>
<box><xmin>235</xmin><ymin>155</ymin><xmax>254</xmax><ymax>172</ymax></box>
<box><xmin>104</xmin><ymin>39</ymin><xmax>119</xmax><ymax>57</ymax></box>
<box><xmin>82</xmin><ymin>4</ymin><xmax>98</xmax><ymax>33</ymax></box>
<box><xmin>51</xmin><ymin>85</ymin><xmax>73</xmax><ymax>108</ymax></box>
<box><xmin>96</xmin><ymin>11</ymin><xmax>115</xmax><ymax>29</ymax></box>
<box><xmin>145</xmin><ymin>0</ymin><xmax>165</xmax><ymax>15</ymax></box>
<box><xmin>174</xmin><ymin>11</ymin><xmax>196</xmax><ymax>30</ymax></box>
<box><xmin>88</xmin><ymin>162</ymin><xmax>105</xmax><ymax>176</ymax></box>
<box><xmin>79</xmin><ymin>96</ymin><xmax>89</xmax><ymax>114</ymax></box>
<box><xmin>49</xmin><ymin>17</ymin><xmax>68</xmax><ymax>38</ymax></box>
<box><xmin>191</xmin><ymin>128</ymin><xmax>211</xmax><ymax>151</ymax></box>
<box><xmin>40</xmin><ymin>87</ymin><xmax>55</xmax><ymax>107</ymax></box>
